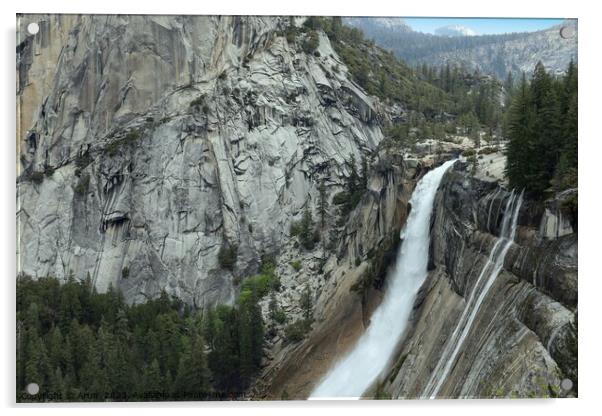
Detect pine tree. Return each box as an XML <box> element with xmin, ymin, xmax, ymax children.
<box><xmin>173</xmin><ymin>334</ymin><xmax>210</xmax><ymax>400</ymax></box>
<box><xmin>300</xmin><ymin>285</ymin><xmax>313</xmax><ymax>321</ymax></box>
<box><xmin>530</xmin><ymin>62</ymin><xmax>562</xmax><ymax>193</ymax></box>
<box><xmin>554</xmin><ymin>61</ymin><xmax>578</xmax><ymax>189</ymax></box>
<box><xmin>318</xmin><ymin>180</ymin><xmax>327</xmax><ymax>228</ymax></box>
<box><xmin>237</xmin><ymin>287</ymin><xmax>264</xmax><ymax>387</ymax></box>
<box><xmin>299</xmin><ymin>203</ymin><xmax>316</xmax><ymax>250</ymax></box>
<box><xmin>505</xmin><ymin>73</ymin><xmax>536</xmax><ymax>191</ymax></box>
<box><xmin>58</xmin><ymin>275</ymin><xmax>82</xmax><ymax>332</ymax></box>
<box><xmin>505</xmin><ymin>61</ymin><xmax>576</xmax><ymax>196</ymax></box>
<box><xmin>47</xmin><ymin>326</ymin><xmax>64</xmax><ymax>376</ymax></box>
<box><xmin>24</xmin><ymin>328</ymin><xmax>51</xmax><ymax>395</ymax></box>
<box><xmin>79</xmin><ymin>337</ymin><xmax>106</xmax><ymax>400</ymax></box>
<box><xmin>141</xmin><ymin>358</ymin><xmax>163</xmax><ymax>395</ymax></box>
<box><xmin>49</xmin><ymin>366</ymin><xmax>67</xmax><ymax>400</ymax></box>
<box><xmin>205</xmin><ymin>306</ymin><xmax>240</xmax><ymax>392</ymax></box>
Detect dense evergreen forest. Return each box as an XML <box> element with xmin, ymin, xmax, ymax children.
<box><xmin>16</xmin><ymin>269</ymin><xmax>272</xmax><ymax>401</ymax></box>
<box><xmin>505</xmin><ymin>61</ymin><xmax>578</xmax><ymax>199</ymax></box>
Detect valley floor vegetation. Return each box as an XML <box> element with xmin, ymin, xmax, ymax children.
<box><xmin>16</xmin><ymin>270</ymin><xmax>272</xmax><ymax>401</ymax></box>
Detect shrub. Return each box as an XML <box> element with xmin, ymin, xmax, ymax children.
<box><xmin>241</xmin><ymin>273</ymin><xmax>276</xmax><ymax>299</ymax></box>
<box><xmin>289</xmin><ymin>221</ymin><xmax>302</xmax><ymax>237</ymax></box>
<box><xmin>260</xmin><ymin>255</ymin><xmax>276</xmax><ymax>274</ymax></box>
<box><xmin>462</xmin><ymin>149</ymin><xmax>476</xmax><ymax>157</ymax></box>
<box><xmin>104</xmin><ymin>129</ymin><xmax>141</xmax><ymax>156</ymax></box>
<box><xmin>479</xmin><ymin>146</ymin><xmax>498</xmax><ymax>155</ymax></box>
<box><xmin>290</xmin><ymin>260</ymin><xmax>302</xmax><ymax>272</ymax></box>
<box><xmin>238</xmin><ymin>257</ymin><xmax>280</xmax><ymax>299</ymax></box>
<box><xmin>218</xmin><ymin>244</ymin><xmax>238</xmax><ymax>270</ymax></box>
<box><xmin>273</xmin><ymin>310</ymin><xmax>286</xmax><ymax>324</ymax></box>
<box><xmin>284</xmin><ymin>319</ymin><xmax>312</xmax><ymax>343</ymax></box>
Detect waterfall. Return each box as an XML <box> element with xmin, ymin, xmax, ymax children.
<box><xmin>309</xmin><ymin>159</ymin><xmax>457</xmax><ymax>399</ymax></box>
<box><xmin>421</xmin><ymin>189</ymin><xmax>524</xmax><ymax>399</ymax></box>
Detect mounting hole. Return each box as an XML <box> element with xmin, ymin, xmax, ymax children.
<box><xmin>25</xmin><ymin>382</ymin><xmax>39</xmax><ymax>395</ymax></box>
<box><xmin>560</xmin><ymin>378</ymin><xmax>573</xmax><ymax>391</ymax></box>
<box><xmin>560</xmin><ymin>26</ymin><xmax>575</xmax><ymax>39</ymax></box>
<box><xmin>27</xmin><ymin>22</ymin><xmax>40</xmax><ymax>35</ymax></box>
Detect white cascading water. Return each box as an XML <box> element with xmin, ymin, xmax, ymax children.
<box><xmin>310</xmin><ymin>159</ymin><xmax>457</xmax><ymax>399</ymax></box>
<box><xmin>421</xmin><ymin>189</ymin><xmax>523</xmax><ymax>399</ymax></box>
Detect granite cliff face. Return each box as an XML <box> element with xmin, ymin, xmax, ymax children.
<box><xmin>17</xmin><ymin>15</ymin><xmax>383</xmax><ymax>307</ymax></box>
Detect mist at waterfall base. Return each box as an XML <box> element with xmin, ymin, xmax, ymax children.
<box><xmin>309</xmin><ymin>159</ymin><xmax>457</xmax><ymax>399</ymax></box>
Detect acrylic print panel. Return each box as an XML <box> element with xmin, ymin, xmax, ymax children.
<box><xmin>16</xmin><ymin>14</ymin><xmax>578</xmax><ymax>402</ymax></box>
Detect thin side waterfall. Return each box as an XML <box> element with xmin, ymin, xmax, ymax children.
<box><xmin>309</xmin><ymin>159</ymin><xmax>457</xmax><ymax>399</ymax></box>
<box><xmin>421</xmin><ymin>189</ymin><xmax>524</xmax><ymax>399</ymax></box>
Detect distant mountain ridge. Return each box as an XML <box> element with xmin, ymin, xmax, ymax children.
<box><xmin>344</xmin><ymin>18</ymin><xmax>577</xmax><ymax>79</ymax></box>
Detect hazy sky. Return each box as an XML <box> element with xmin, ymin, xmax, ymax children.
<box><xmin>403</xmin><ymin>18</ymin><xmax>566</xmax><ymax>35</ymax></box>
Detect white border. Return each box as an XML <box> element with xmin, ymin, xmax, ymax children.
<box><xmin>2</xmin><ymin>1</ymin><xmax>600</xmax><ymax>415</ymax></box>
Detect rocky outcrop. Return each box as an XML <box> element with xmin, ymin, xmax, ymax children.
<box><xmin>17</xmin><ymin>15</ymin><xmax>384</xmax><ymax>307</ymax></box>
<box><xmin>380</xmin><ymin>162</ymin><xmax>577</xmax><ymax>398</ymax></box>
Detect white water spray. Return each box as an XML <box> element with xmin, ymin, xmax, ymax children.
<box><xmin>422</xmin><ymin>189</ymin><xmax>524</xmax><ymax>399</ymax></box>
<box><xmin>310</xmin><ymin>160</ymin><xmax>457</xmax><ymax>399</ymax></box>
